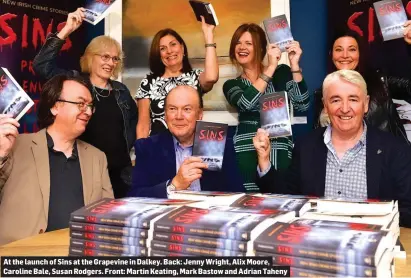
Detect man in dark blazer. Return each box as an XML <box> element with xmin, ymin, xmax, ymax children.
<box><xmin>129</xmin><ymin>85</ymin><xmax>244</xmax><ymax>198</ymax></box>
<box><xmin>255</xmin><ymin>70</ymin><xmax>411</xmax><ymax>227</ymax></box>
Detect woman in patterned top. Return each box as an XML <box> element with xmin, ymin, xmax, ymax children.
<box><xmin>223</xmin><ymin>23</ymin><xmax>310</xmax><ymax>192</ymax></box>
<box><xmin>136</xmin><ymin>17</ymin><xmax>219</xmax><ymax>138</ymax></box>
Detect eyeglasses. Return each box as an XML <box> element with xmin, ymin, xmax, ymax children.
<box><xmin>95</xmin><ymin>54</ymin><xmax>122</xmax><ymax>63</ymax></box>
<box><xmin>57</xmin><ymin>99</ymin><xmax>96</xmax><ymax>113</ymax></box>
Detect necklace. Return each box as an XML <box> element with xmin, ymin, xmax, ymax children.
<box><xmin>93</xmin><ymin>84</ymin><xmax>111</xmax><ymax>101</ymax></box>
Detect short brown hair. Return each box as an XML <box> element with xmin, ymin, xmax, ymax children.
<box><xmin>149</xmin><ymin>29</ymin><xmax>192</xmax><ymax>77</ymax></box>
<box><xmin>37</xmin><ymin>72</ymin><xmax>92</xmax><ymax>129</ymax></box>
<box><xmin>80</xmin><ymin>35</ymin><xmax>123</xmax><ymax>79</ymax></box>
<box><xmin>229</xmin><ymin>23</ymin><xmax>267</xmax><ymax>73</ymax></box>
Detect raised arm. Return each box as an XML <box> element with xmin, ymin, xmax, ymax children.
<box><xmin>33</xmin><ymin>8</ymin><xmax>85</xmax><ymax>79</ymax></box>
<box><xmin>198</xmin><ymin>16</ymin><xmax>219</xmax><ymax>93</ymax></box>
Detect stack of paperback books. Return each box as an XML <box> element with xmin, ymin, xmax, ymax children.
<box><xmin>254</xmin><ymin>219</ymin><xmax>396</xmax><ymax>277</ymax></box>
<box><xmin>68</xmin><ymin>198</ymin><xmax>203</xmax><ymax>256</ymax></box>
<box><xmin>149</xmin><ymin>205</ymin><xmax>295</xmax><ymax>256</ymax></box>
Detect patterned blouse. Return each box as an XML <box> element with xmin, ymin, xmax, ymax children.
<box><xmin>135</xmin><ymin>69</ymin><xmax>203</xmax><ymax>135</ymax></box>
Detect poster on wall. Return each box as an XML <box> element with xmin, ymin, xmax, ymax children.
<box><xmin>328</xmin><ymin>0</ymin><xmax>411</xmax><ymax>78</ymax></box>
<box><xmin>122</xmin><ymin>0</ymin><xmax>271</xmax><ymax>114</ymax></box>
<box><xmin>328</xmin><ymin>0</ymin><xmax>411</xmax><ymax>139</ymax></box>
<box><xmin>0</xmin><ymin>0</ymin><xmax>86</xmax><ymax>133</ymax></box>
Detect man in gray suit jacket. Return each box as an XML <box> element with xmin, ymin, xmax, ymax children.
<box><xmin>0</xmin><ymin>72</ymin><xmax>113</xmax><ymax>245</ymax></box>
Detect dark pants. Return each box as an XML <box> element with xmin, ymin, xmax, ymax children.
<box><xmin>109</xmin><ymin>166</ymin><xmax>131</xmax><ymax>198</ymax></box>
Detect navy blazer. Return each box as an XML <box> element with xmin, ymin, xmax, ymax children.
<box><xmin>129</xmin><ymin>131</ymin><xmax>245</xmax><ymax>198</ymax></box>
<box><xmin>257</xmin><ymin>127</ymin><xmax>411</xmax><ymax>227</ymax></box>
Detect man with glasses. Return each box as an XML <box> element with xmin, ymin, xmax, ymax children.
<box><xmin>0</xmin><ymin>72</ymin><xmax>113</xmax><ymax>245</ymax></box>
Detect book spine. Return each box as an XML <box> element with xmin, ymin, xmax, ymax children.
<box><xmin>290</xmin><ymin>267</ymin><xmax>339</xmax><ymax>277</ymax></box>
<box><xmin>70</xmin><ymin>230</ymin><xmax>147</xmax><ymax>247</ymax></box>
<box><xmin>255</xmin><ymin>252</ymin><xmax>377</xmax><ymax>276</ymax></box>
<box><xmin>69</xmin><ymin>222</ymin><xmax>148</xmax><ymax>238</ymax></box>
<box><xmin>153</xmin><ymin>231</ymin><xmax>247</xmax><ymax>251</ymax></box>
<box><xmin>150</xmin><ymin>240</ymin><xmax>246</xmax><ymax>256</ymax></box>
<box><xmin>69</xmin><ymin>246</ymin><xmax>136</xmax><ymax>257</ymax></box>
<box><xmin>253</xmin><ymin>242</ymin><xmax>376</xmax><ymax>266</ymax></box>
<box><xmin>70</xmin><ymin>239</ymin><xmax>148</xmax><ymax>256</ymax></box>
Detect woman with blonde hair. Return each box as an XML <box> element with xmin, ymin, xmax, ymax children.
<box><xmin>34</xmin><ymin>8</ymin><xmax>137</xmax><ymax>198</ymax></box>
<box><xmin>223</xmin><ymin>23</ymin><xmax>309</xmax><ymax>192</ymax></box>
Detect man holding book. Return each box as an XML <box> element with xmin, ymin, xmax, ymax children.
<box><xmin>254</xmin><ymin>70</ymin><xmax>411</xmax><ymax>227</ymax></box>
<box><xmin>0</xmin><ymin>72</ymin><xmax>113</xmax><ymax>245</ymax></box>
<box><xmin>129</xmin><ymin>85</ymin><xmax>244</xmax><ymax>198</ymax></box>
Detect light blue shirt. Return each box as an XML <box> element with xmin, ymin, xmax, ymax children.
<box><xmin>172</xmin><ymin>137</ymin><xmax>201</xmax><ymax>192</ymax></box>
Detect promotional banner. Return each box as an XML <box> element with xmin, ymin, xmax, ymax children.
<box><xmin>0</xmin><ymin>0</ymin><xmax>86</xmax><ymax>132</ymax></box>
<box><xmin>328</xmin><ymin>0</ymin><xmax>411</xmax><ymax>78</ymax></box>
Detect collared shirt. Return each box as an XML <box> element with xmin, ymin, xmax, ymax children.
<box><xmin>323</xmin><ymin>123</ymin><xmax>368</xmax><ymax>199</ymax></box>
<box><xmin>172</xmin><ymin>137</ymin><xmax>201</xmax><ymax>192</ymax></box>
<box><xmin>46</xmin><ymin>132</ymin><xmax>84</xmax><ymax>232</ymax></box>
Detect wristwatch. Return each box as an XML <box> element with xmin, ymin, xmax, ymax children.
<box><xmin>167</xmin><ymin>183</ymin><xmax>177</xmax><ymax>194</ymax></box>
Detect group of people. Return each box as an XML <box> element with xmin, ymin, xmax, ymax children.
<box><xmin>1</xmin><ymin>7</ymin><xmax>411</xmax><ymax>245</ymax></box>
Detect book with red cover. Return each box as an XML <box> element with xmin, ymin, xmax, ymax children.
<box><xmin>192</xmin><ymin>121</ymin><xmax>228</xmax><ymax>171</ymax></box>
<box><xmin>259</xmin><ymin>91</ymin><xmax>292</xmax><ymax>138</ymax></box>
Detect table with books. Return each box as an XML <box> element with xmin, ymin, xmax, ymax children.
<box><xmin>0</xmin><ymin>193</ymin><xmax>410</xmax><ymax>277</ymax></box>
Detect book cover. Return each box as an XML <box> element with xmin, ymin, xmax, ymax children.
<box><xmin>254</xmin><ymin>222</ymin><xmax>389</xmax><ymax>266</ymax></box>
<box><xmin>259</xmin><ymin>91</ymin><xmax>292</xmax><ymax>138</ymax></box>
<box><xmin>230</xmin><ymin>195</ymin><xmax>310</xmax><ymax>217</ymax></box>
<box><xmin>69</xmin><ymin>230</ymin><xmax>148</xmax><ymax>247</ymax></box>
<box><xmin>84</xmin><ymin>0</ymin><xmax>117</xmax><ymax>25</ymax></box>
<box><xmin>70</xmin><ymin>198</ymin><xmax>178</xmax><ymax>228</ymax></box>
<box><xmin>69</xmin><ymin>222</ymin><xmax>148</xmax><ymax>238</ymax></box>
<box><xmin>152</xmin><ymin>231</ymin><xmax>249</xmax><ymax>251</ymax></box>
<box><xmin>290</xmin><ymin>219</ymin><xmax>383</xmax><ymax>231</ymax></box>
<box><xmin>262</xmin><ymin>14</ymin><xmax>293</xmax><ymax>52</ymax></box>
<box><xmin>70</xmin><ymin>238</ymin><xmax>148</xmax><ymax>256</ymax></box>
<box><xmin>153</xmin><ymin>206</ymin><xmax>280</xmax><ymax>241</ymax></box>
<box><xmin>192</xmin><ymin>121</ymin><xmax>228</xmax><ymax>171</ymax></box>
<box><xmin>150</xmin><ymin>239</ymin><xmax>246</xmax><ymax>256</ymax></box>
<box><xmin>189</xmin><ymin>0</ymin><xmax>219</xmax><ymax>26</ymax></box>
<box><xmin>0</xmin><ymin>67</ymin><xmax>34</xmax><ymax>121</ymax></box>
<box><xmin>373</xmin><ymin>0</ymin><xmax>408</xmax><ymax>41</ymax></box>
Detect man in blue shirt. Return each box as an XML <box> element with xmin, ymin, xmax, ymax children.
<box><xmin>129</xmin><ymin>85</ymin><xmax>244</xmax><ymax>198</ymax></box>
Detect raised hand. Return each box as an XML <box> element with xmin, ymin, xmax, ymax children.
<box><xmin>58</xmin><ymin>8</ymin><xmax>86</xmax><ymax>39</ymax></box>
<box><xmin>267</xmin><ymin>44</ymin><xmax>282</xmax><ymax>69</ymax></box>
<box><xmin>0</xmin><ymin>115</ymin><xmax>19</xmax><ymax>158</ymax></box>
<box><xmin>404</xmin><ymin>20</ymin><xmax>411</xmax><ymax>45</ymax></box>
<box><xmin>286</xmin><ymin>40</ymin><xmax>302</xmax><ymax>69</ymax></box>
<box><xmin>171</xmin><ymin>156</ymin><xmax>208</xmax><ymax>190</ymax></box>
<box><xmin>200</xmin><ymin>16</ymin><xmax>216</xmax><ymax>44</ymax></box>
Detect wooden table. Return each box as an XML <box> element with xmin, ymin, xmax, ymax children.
<box><xmin>0</xmin><ymin>228</ymin><xmax>410</xmax><ymax>276</ymax></box>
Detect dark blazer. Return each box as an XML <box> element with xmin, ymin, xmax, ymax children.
<box><xmin>129</xmin><ymin>131</ymin><xmax>245</xmax><ymax>198</ymax></box>
<box><xmin>257</xmin><ymin>127</ymin><xmax>411</xmax><ymax>227</ymax></box>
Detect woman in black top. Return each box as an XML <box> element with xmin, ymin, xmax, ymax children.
<box><xmin>33</xmin><ymin>8</ymin><xmax>137</xmax><ymax>198</ymax></box>
<box><xmin>313</xmin><ymin>24</ymin><xmax>411</xmax><ymax>144</ymax></box>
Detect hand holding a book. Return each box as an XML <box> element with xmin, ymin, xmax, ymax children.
<box><xmin>267</xmin><ymin>44</ymin><xmax>281</xmax><ymax>69</ymax></box>
<box><xmin>253</xmin><ymin>128</ymin><xmax>271</xmax><ymax>173</ymax></box>
<box><xmin>285</xmin><ymin>41</ymin><xmax>302</xmax><ymax>68</ymax></box>
<box><xmin>404</xmin><ymin>20</ymin><xmax>411</xmax><ymax>45</ymax></box>
<box><xmin>58</xmin><ymin>8</ymin><xmax>86</xmax><ymax>39</ymax></box>
<box><xmin>171</xmin><ymin>157</ymin><xmax>208</xmax><ymax>190</ymax></box>
<box><xmin>0</xmin><ymin>114</ymin><xmax>20</xmax><ymax>158</ymax></box>
<box><xmin>200</xmin><ymin>16</ymin><xmax>215</xmax><ymax>44</ymax></box>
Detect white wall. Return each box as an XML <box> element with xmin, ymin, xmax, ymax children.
<box><xmin>105</xmin><ymin>0</ymin><xmax>290</xmax><ymax>125</ymax></box>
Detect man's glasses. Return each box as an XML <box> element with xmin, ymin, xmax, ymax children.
<box><xmin>57</xmin><ymin>99</ymin><xmax>96</xmax><ymax>114</ymax></box>
<box><xmin>95</xmin><ymin>54</ymin><xmax>121</xmax><ymax>63</ymax></box>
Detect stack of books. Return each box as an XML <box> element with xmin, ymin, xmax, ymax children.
<box><xmin>68</xmin><ymin>198</ymin><xmax>202</xmax><ymax>256</ymax></box>
<box><xmin>254</xmin><ymin>220</ymin><xmax>395</xmax><ymax>277</ymax></box>
<box><xmin>149</xmin><ymin>205</ymin><xmax>295</xmax><ymax>256</ymax></box>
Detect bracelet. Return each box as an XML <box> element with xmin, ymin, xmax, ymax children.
<box><xmin>205</xmin><ymin>43</ymin><xmax>217</xmax><ymax>48</ymax></box>
<box><xmin>291</xmin><ymin>68</ymin><xmax>302</xmax><ymax>73</ymax></box>
<box><xmin>259</xmin><ymin>73</ymin><xmax>271</xmax><ymax>83</ymax></box>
